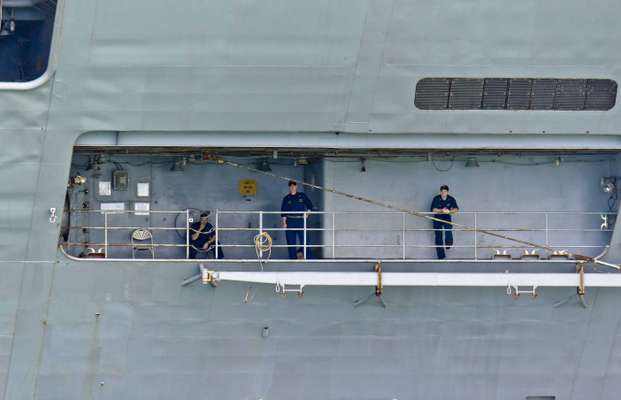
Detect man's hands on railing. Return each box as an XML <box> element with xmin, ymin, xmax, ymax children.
<box><xmin>202</xmin><ymin>238</ymin><xmax>216</xmax><ymax>250</ymax></box>
<box><xmin>433</xmin><ymin>207</ymin><xmax>459</xmax><ymax>214</ymax></box>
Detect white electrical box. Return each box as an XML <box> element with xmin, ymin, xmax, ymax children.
<box><xmin>134</xmin><ymin>202</ymin><xmax>150</xmax><ymax>216</ymax></box>
<box><xmin>137</xmin><ymin>182</ymin><xmax>150</xmax><ymax>197</ymax></box>
<box><xmin>98</xmin><ymin>181</ymin><xmax>112</xmax><ymax>196</ymax></box>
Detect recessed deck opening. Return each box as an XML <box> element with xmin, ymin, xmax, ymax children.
<box><xmin>61</xmin><ymin>141</ymin><xmax>620</xmax><ymax>264</ymax></box>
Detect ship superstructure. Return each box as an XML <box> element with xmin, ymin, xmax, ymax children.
<box><xmin>2</xmin><ymin>1</ymin><xmax>621</xmax><ymax>399</ymax></box>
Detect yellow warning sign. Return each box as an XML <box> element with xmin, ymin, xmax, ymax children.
<box><xmin>239</xmin><ymin>179</ymin><xmax>257</xmax><ymax>196</ymax></box>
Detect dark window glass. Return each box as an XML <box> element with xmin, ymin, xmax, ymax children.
<box><xmin>0</xmin><ymin>0</ymin><xmax>57</xmax><ymax>83</ymax></box>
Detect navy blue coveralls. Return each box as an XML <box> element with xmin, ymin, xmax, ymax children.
<box><xmin>281</xmin><ymin>192</ymin><xmax>314</xmax><ymax>259</ymax></box>
<box><xmin>188</xmin><ymin>222</ymin><xmax>224</xmax><ymax>259</ymax></box>
<box><xmin>430</xmin><ymin>195</ymin><xmax>459</xmax><ymax>259</ymax></box>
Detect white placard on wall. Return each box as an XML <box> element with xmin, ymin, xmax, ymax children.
<box><xmin>137</xmin><ymin>182</ymin><xmax>150</xmax><ymax>197</ymax></box>
<box><xmin>100</xmin><ymin>202</ymin><xmax>125</xmax><ymax>214</ymax></box>
<box><xmin>134</xmin><ymin>202</ymin><xmax>150</xmax><ymax>216</ymax></box>
<box><xmin>98</xmin><ymin>181</ymin><xmax>112</xmax><ymax>196</ymax></box>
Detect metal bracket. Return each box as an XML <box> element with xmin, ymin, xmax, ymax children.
<box><xmin>601</xmin><ymin>214</ymin><xmax>608</xmax><ymax>230</ymax></box>
<box><xmin>200</xmin><ymin>264</ymin><xmax>218</xmax><ymax>287</ymax></box>
<box><xmin>354</xmin><ymin>261</ymin><xmax>387</xmax><ymax>308</ymax></box>
<box><xmin>553</xmin><ymin>262</ymin><xmax>588</xmax><ymax>309</ymax></box>
<box><xmin>576</xmin><ymin>262</ymin><xmax>588</xmax><ymax>308</ymax></box>
<box><xmin>274</xmin><ymin>282</ymin><xmax>304</xmax><ymax>297</ymax></box>
<box><xmin>506</xmin><ymin>284</ymin><xmax>538</xmax><ymax>298</ymax></box>
<box><xmin>180</xmin><ymin>264</ymin><xmax>219</xmax><ymax>287</ymax></box>
<box><xmin>49</xmin><ymin>207</ymin><xmax>57</xmax><ymax>224</ymax></box>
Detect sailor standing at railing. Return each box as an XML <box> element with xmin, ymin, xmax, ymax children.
<box><xmin>430</xmin><ymin>185</ymin><xmax>459</xmax><ymax>260</ymax></box>
<box><xmin>281</xmin><ymin>180</ymin><xmax>314</xmax><ymax>259</ymax></box>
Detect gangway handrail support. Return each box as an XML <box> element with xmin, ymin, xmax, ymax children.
<box><xmin>185</xmin><ymin>209</ymin><xmax>190</xmax><ymax>259</ymax></box>
<box><xmin>215</xmin><ymin>210</ymin><xmax>219</xmax><ymax>259</ymax></box>
<box><xmin>303</xmin><ymin>211</ymin><xmax>307</xmax><ymax>260</ymax></box>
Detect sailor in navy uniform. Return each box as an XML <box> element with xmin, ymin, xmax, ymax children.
<box><xmin>430</xmin><ymin>185</ymin><xmax>459</xmax><ymax>259</ymax></box>
<box><xmin>281</xmin><ymin>180</ymin><xmax>314</xmax><ymax>259</ymax></box>
<box><xmin>188</xmin><ymin>212</ymin><xmax>224</xmax><ymax>259</ymax></box>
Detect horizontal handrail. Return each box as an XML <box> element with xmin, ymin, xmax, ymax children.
<box><xmin>62</xmin><ymin>208</ymin><xmax>616</xmax><ymax>261</ymax></box>
<box><xmin>70</xmin><ymin>208</ymin><xmax>617</xmax><ymax>215</ymax></box>
<box><xmin>66</xmin><ymin>226</ymin><xmax>615</xmax><ymax>233</ymax></box>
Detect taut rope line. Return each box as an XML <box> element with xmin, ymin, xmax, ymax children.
<box><xmin>215</xmin><ymin>157</ymin><xmax>613</xmax><ymax>267</ymax></box>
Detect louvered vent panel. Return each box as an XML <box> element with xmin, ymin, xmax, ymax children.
<box><xmin>414</xmin><ymin>78</ymin><xmax>616</xmax><ymax>111</ymax></box>
<box><xmin>507</xmin><ymin>79</ymin><xmax>532</xmax><ymax>110</ymax></box>
<box><xmin>530</xmin><ymin>79</ymin><xmax>557</xmax><ymax>110</ymax></box>
<box><xmin>414</xmin><ymin>78</ymin><xmax>450</xmax><ymax>109</ymax></box>
<box><xmin>555</xmin><ymin>79</ymin><xmax>587</xmax><ymax>110</ymax></box>
<box><xmin>448</xmin><ymin>78</ymin><xmax>484</xmax><ymax>109</ymax></box>
<box><xmin>585</xmin><ymin>79</ymin><xmax>617</xmax><ymax>110</ymax></box>
<box><xmin>482</xmin><ymin>79</ymin><xmax>508</xmax><ymax>109</ymax></box>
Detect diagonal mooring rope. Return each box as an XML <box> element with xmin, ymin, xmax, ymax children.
<box><xmin>217</xmin><ymin>157</ymin><xmax>601</xmax><ymax>263</ymax></box>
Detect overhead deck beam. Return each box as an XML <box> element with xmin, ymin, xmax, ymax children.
<box><xmin>76</xmin><ymin>132</ymin><xmax>621</xmax><ymax>151</ymax></box>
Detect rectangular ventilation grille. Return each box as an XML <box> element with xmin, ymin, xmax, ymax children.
<box><xmin>507</xmin><ymin>79</ymin><xmax>532</xmax><ymax>110</ymax></box>
<box><xmin>555</xmin><ymin>79</ymin><xmax>586</xmax><ymax>110</ymax></box>
<box><xmin>585</xmin><ymin>79</ymin><xmax>617</xmax><ymax>110</ymax></box>
<box><xmin>415</xmin><ymin>78</ymin><xmax>616</xmax><ymax>111</ymax></box>
<box><xmin>482</xmin><ymin>79</ymin><xmax>508</xmax><ymax>109</ymax></box>
<box><xmin>526</xmin><ymin>397</ymin><xmax>555</xmax><ymax>400</ymax></box>
<box><xmin>530</xmin><ymin>79</ymin><xmax>557</xmax><ymax>110</ymax></box>
<box><xmin>414</xmin><ymin>78</ymin><xmax>450</xmax><ymax>110</ymax></box>
<box><xmin>449</xmin><ymin>78</ymin><xmax>484</xmax><ymax>109</ymax></box>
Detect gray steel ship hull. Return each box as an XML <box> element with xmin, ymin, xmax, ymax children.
<box><xmin>4</xmin><ymin>259</ymin><xmax>621</xmax><ymax>400</ymax></box>
<box><xmin>3</xmin><ymin>1</ymin><xmax>621</xmax><ymax>399</ymax></box>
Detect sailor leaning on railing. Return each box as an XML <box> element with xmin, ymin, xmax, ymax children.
<box><xmin>430</xmin><ymin>184</ymin><xmax>460</xmax><ymax>260</ymax></box>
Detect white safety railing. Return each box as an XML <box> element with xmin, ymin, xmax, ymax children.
<box><xmin>62</xmin><ymin>209</ymin><xmax>616</xmax><ymax>262</ymax></box>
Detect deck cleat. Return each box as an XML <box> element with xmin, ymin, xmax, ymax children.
<box><xmin>493</xmin><ymin>249</ymin><xmax>512</xmax><ymax>260</ymax></box>
<box><xmin>520</xmin><ymin>249</ymin><xmax>539</xmax><ymax>260</ymax></box>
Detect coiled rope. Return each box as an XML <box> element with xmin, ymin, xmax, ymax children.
<box><xmin>254</xmin><ymin>231</ymin><xmax>273</xmax><ymax>270</ymax></box>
